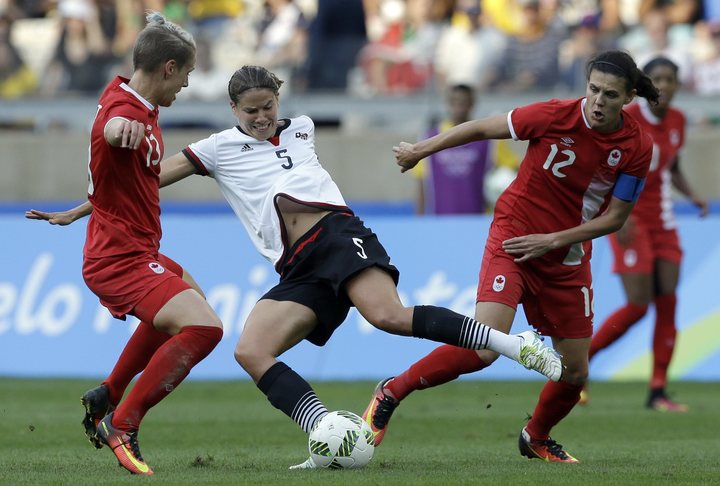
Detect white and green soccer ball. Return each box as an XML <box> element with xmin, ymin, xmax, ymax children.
<box><xmin>308</xmin><ymin>411</ymin><xmax>375</xmax><ymax>469</ymax></box>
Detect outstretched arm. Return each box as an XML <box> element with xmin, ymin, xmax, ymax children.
<box><xmin>159</xmin><ymin>152</ymin><xmax>197</xmax><ymax>187</ymax></box>
<box><xmin>25</xmin><ymin>153</ymin><xmax>197</xmax><ymax>225</ymax></box>
<box><xmin>25</xmin><ymin>201</ymin><xmax>93</xmax><ymax>225</ymax></box>
<box><xmin>393</xmin><ymin>113</ymin><xmax>511</xmax><ymax>173</ymax></box>
<box><xmin>503</xmin><ymin>197</ymin><xmax>635</xmax><ymax>263</ymax></box>
<box><xmin>670</xmin><ymin>157</ymin><xmax>708</xmax><ymax>217</ymax></box>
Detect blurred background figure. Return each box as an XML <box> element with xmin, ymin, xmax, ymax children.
<box><xmin>433</xmin><ymin>0</ymin><xmax>505</xmax><ymax>93</ymax></box>
<box><xmin>304</xmin><ymin>0</ymin><xmax>366</xmax><ymax>92</ymax></box>
<box><xmin>492</xmin><ymin>0</ymin><xmax>566</xmax><ymax>92</ymax></box>
<box><xmin>692</xmin><ymin>21</ymin><xmax>720</xmax><ymax>96</ymax></box>
<box><xmin>358</xmin><ymin>0</ymin><xmax>443</xmax><ymax>95</ymax></box>
<box><xmin>0</xmin><ymin>13</ymin><xmax>38</xmax><ymax>98</ymax></box>
<box><xmin>559</xmin><ymin>14</ymin><xmax>603</xmax><ymax>91</ymax></box>
<box><xmin>254</xmin><ymin>0</ymin><xmax>308</xmax><ymax>91</ymax></box>
<box><xmin>618</xmin><ymin>7</ymin><xmax>695</xmax><ymax>84</ymax></box>
<box><xmin>40</xmin><ymin>0</ymin><xmax>118</xmax><ymax>97</ymax></box>
<box><xmin>414</xmin><ymin>84</ymin><xmax>517</xmax><ymax>215</ymax></box>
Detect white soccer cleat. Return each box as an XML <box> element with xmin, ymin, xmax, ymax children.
<box><xmin>517</xmin><ymin>331</ymin><xmax>563</xmax><ymax>382</ymax></box>
<box><xmin>289</xmin><ymin>457</ymin><xmax>317</xmax><ymax>470</ymax></box>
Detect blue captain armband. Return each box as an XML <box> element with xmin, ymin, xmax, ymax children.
<box><xmin>613</xmin><ymin>173</ymin><xmax>646</xmax><ymax>202</ymax></box>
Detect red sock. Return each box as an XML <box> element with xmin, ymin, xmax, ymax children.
<box><xmin>386</xmin><ymin>345</ymin><xmax>487</xmax><ymax>401</ymax></box>
<box><xmin>103</xmin><ymin>321</ymin><xmax>172</xmax><ymax>405</ymax></box>
<box><xmin>589</xmin><ymin>303</ymin><xmax>648</xmax><ymax>360</ymax></box>
<box><xmin>650</xmin><ymin>294</ymin><xmax>677</xmax><ymax>390</ymax></box>
<box><xmin>525</xmin><ymin>381</ymin><xmax>583</xmax><ymax>441</ymax></box>
<box><xmin>112</xmin><ymin>325</ymin><xmax>222</xmax><ymax>431</ymax></box>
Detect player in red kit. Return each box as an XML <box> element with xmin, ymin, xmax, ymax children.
<box><xmin>27</xmin><ymin>13</ymin><xmax>222</xmax><ymax>475</ymax></box>
<box><xmin>363</xmin><ymin>50</ymin><xmax>660</xmax><ymax>463</ymax></box>
<box><xmin>582</xmin><ymin>57</ymin><xmax>708</xmax><ymax>412</ymax></box>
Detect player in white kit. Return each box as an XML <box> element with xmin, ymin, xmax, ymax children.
<box><xmin>27</xmin><ymin>65</ymin><xmax>562</xmax><ymax>469</ymax></box>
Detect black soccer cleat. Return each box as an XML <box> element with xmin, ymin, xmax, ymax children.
<box><xmin>81</xmin><ymin>384</ymin><xmax>115</xmax><ymax>449</ymax></box>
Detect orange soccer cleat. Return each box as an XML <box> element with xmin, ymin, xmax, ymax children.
<box><xmin>361</xmin><ymin>378</ymin><xmax>399</xmax><ymax>447</ymax></box>
<box><xmin>518</xmin><ymin>427</ymin><xmax>580</xmax><ymax>464</ymax></box>
<box><xmin>96</xmin><ymin>413</ymin><xmax>154</xmax><ymax>475</ymax></box>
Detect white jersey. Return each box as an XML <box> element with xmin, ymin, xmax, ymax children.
<box><xmin>183</xmin><ymin>115</ymin><xmax>348</xmax><ymax>266</ymax></box>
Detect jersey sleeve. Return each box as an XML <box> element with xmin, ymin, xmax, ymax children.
<box><xmin>507</xmin><ymin>100</ymin><xmax>559</xmax><ymax>141</ymax></box>
<box><xmin>619</xmin><ymin>131</ymin><xmax>653</xmax><ymax>179</ymax></box>
<box><xmin>183</xmin><ymin>133</ymin><xmax>218</xmax><ymax>176</ymax></box>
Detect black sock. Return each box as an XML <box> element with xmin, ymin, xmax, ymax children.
<box><xmin>412</xmin><ymin>305</ymin><xmax>491</xmax><ymax>350</ymax></box>
<box><xmin>257</xmin><ymin>361</ymin><xmax>328</xmax><ymax>433</ymax></box>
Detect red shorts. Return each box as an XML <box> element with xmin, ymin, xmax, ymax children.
<box><xmin>476</xmin><ymin>231</ymin><xmax>594</xmax><ymax>339</ymax></box>
<box><xmin>609</xmin><ymin>224</ymin><xmax>682</xmax><ymax>274</ymax></box>
<box><xmin>83</xmin><ymin>252</ymin><xmax>190</xmax><ymax>321</ymax></box>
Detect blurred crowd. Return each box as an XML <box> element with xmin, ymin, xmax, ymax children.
<box><xmin>1</xmin><ymin>0</ymin><xmax>720</xmax><ymax>100</ymax></box>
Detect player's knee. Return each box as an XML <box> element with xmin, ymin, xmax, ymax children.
<box><xmin>476</xmin><ymin>349</ymin><xmax>500</xmax><ymax>366</ymax></box>
<box><xmin>234</xmin><ymin>341</ymin><xmax>260</xmax><ymax>370</ymax></box>
<box><xmin>562</xmin><ymin>369</ymin><xmax>588</xmax><ymax>386</ymax></box>
<box><xmin>367</xmin><ymin>306</ymin><xmax>411</xmax><ymax>335</ymax></box>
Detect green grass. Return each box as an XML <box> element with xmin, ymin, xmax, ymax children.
<box><xmin>1</xmin><ymin>379</ymin><xmax>718</xmax><ymax>485</ymax></box>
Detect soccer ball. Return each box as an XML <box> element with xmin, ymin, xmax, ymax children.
<box><xmin>484</xmin><ymin>166</ymin><xmax>518</xmax><ymax>207</ymax></box>
<box><xmin>308</xmin><ymin>411</ymin><xmax>375</xmax><ymax>469</ymax></box>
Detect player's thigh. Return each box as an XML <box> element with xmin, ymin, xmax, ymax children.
<box><xmin>619</xmin><ymin>272</ymin><xmax>654</xmax><ymax>305</ymax></box>
<box><xmin>345</xmin><ymin>266</ymin><xmax>413</xmax><ymax>333</ymax></box>
<box><xmin>654</xmin><ymin>258</ymin><xmax>680</xmax><ymax>295</ymax></box>
<box><xmin>552</xmin><ymin>336</ymin><xmax>591</xmax><ymax>384</ymax></box>
<box><xmin>158</xmin><ymin>253</ymin><xmax>205</xmax><ymax>297</ymax></box>
<box><xmin>237</xmin><ymin>299</ymin><xmax>318</xmax><ymax>359</ymax></box>
<box><xmin>152</xmin><ymin>287</ymin><xmax>222</xmax><ymax>334</ymax></box>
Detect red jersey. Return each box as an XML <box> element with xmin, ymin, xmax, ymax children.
<box><xmin>496</xmin><ymin>98</ymin><xmax>652</xmax><ymax>267</ymax></box>
<box><xmin>624</xmin><ymin>100</ymin><xmax>685</xmax><ymax>231</ymax></box>
<box><xmin>84</xmin><ymin>76</ymin><xmax>164</xmax><ymax>259</ymax></box>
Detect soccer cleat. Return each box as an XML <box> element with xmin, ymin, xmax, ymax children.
<box><xmin>96</xmin><ymin>413</ymin><xmax>154</xmax><ymax>475</ymax></box>
<box><xmin>647</xmin><ymin>394</ymin><xmax>688</xmax><ymax>412</ymax></box>
<box><xmin>518</xmin><ymin>427</ymin><xmax>579</xmax><ymax>463</ymax></box>
<box><xmin>517</xmin><ymin>331</ymin><xmax>563</xmax><ymax>382</ymax></box>
<box><xmin>289</xmin><ymin>457</ymin><xmax>317</xmax><ymax>470</ymax></box>
<box><xmin>361</xmin><ymin>377</ymin><xmax>399</xmax><ymax>447</ymax></box>
<box><xmin>81</xmin><ymin>384</ymin><xmax>115</xmax><ymax>449</ymax></box>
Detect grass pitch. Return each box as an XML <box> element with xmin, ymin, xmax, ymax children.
<box><xmin>1</xmin><ymin>378</ymin><xmax>718</xmax><ymax>485</ymax></box>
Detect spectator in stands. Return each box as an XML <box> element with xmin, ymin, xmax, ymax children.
<box><xmin>414</xmin><ymin>84</ymin><xmax>518</xmax><ymax>215</ymax></box>
<box><xmin>493</xmin><ymin>0</ymin><xmax>566</xmax><ymax>92</ymax></box>
<box><xmin>0</xmin><ymin>13</ymin><xmax>38</xmax><ymax>98</ymax></box>
<box><xmin>41</xmin><ymin>0</ymin><xmax>117</xmax><ymax>96</ymax></box>
<box><xmin>619</xmin><ymin>7</ymin><xmax>694</xmax><ymax>84</ymax></box>
<box><xmin>559</xmin><ymin>14</ymin><xmax>604</xmax><ymax>91</ymax></box>
<box><xmin>359</xmin><ymin>0</ymin><xmax>441</xmax><ymax>95</ymax></box>
<box><xmin>255</xmin><ymin>0</ymin><xmax>308</xmax><ymax>92</ymax></box>
<box><xmin>305</xmin><ymin>0</ymin><xmax>366</xmax><ymax>91</ymax></box>
<box><xmin>692</xmin><ymin>21</ymin><xmax>720</xmax><ymax>95</ymax></box>
<box><xmin>433</xmin><ymin>0</ymin><xmax>506</xmax><ymax>93</ymax></box>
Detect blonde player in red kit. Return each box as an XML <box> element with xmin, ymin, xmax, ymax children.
<box><xmin>28</xmin><ymin>13</ymin><xmax>222</xmax><ymax>475</ymax></box>
<box><xmin>363</xmin><ymin>50</ymin><xmax>659</xmax><ymax>463</ymax></box>
<box><xmin>583</xmin><ymin>57</ymin><xmax>708</xmax><ymax>412</ymax></box>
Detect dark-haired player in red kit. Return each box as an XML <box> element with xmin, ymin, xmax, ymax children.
<box><xmin>582</xmin><ymin>57</ymin><xmax>708</xmax><ymax>412</ymax></box>
<box><xmin>363</xmin><ymin>50</ymin><xmax>660</xmax><ymax>463</ymax></box>
<box><xmin>27</xmin><ymin>12</ymin><xmax>222</xmax><ymax>476</ymax></box>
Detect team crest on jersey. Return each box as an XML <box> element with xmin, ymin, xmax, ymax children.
<box><xmin>295</xmin><ymin>132</ymin><xmax>308</xmax><ymax>140</ymax></box>
<box><xmin>607</xmin><ymin>148</ymin><xmax>622</xmax><ymax>167</ymax></box>
<box><xmin>492</xmin><ymin>275</ymin><xmax>506</xmax><ymax>292</ymax></box>
<box><xmin>148</xmin><ymin>262</ymin><xmax>165</xmax><ymax>274</ymax></box>
<box><xmin>146</xmin><ymin>124</ymin><xmax>152</xmax><ymax>131</ymax></box>
<box><xmin>670</xmin><ymin>129</ymin><xmax>680</xmax><ymax>146</ymax></box>
<box><xmin>623</xmin><ymin>249</ymin><xmax>637</xmax><ymax>268</ymax></box>
<box><xmin>560</xmin><ymin>137</ymin><xmax>575</xmax><ymax>147</ymax></box>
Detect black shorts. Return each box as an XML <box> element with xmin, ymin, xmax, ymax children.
<box><xmin>261</xmin><ymin>211</ymin><xmax>400</xmax><ymax>346</ymax></box>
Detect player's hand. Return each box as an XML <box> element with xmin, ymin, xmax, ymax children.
<box><xmin>113</xmin><ymin>119</ymin><xmax>146</xmax><ymax>149</ymax></box>
<box><xmin>393</xmin><ymin>142</ymin><xmax>422</xmax><ymax>173</ymax></box>
<box><xmin>502</xmin><ymin>233</ymin><xmax>556</xmax><ymax>262</ymax></box>
<box><xmin>692</xmin><ymin>196</ymin><xmax>709</xmax><ymax>217</ymax></box>
<box><xmin>25</xmin><ymin>209</ymin><xmax>76</xmax><ymax>226</ymax></box>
